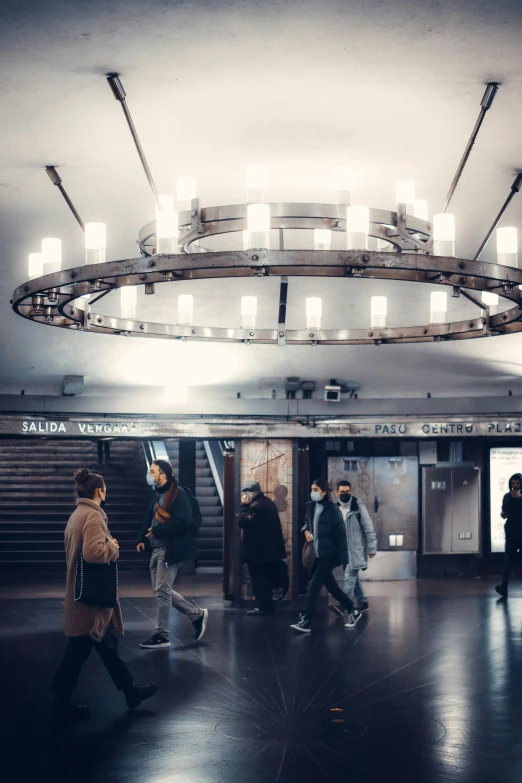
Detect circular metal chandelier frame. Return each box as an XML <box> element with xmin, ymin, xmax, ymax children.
<box><xmin>12</xmin><ymin>202</ymin><xmax>522</xmax><ymax>347</ymax></box>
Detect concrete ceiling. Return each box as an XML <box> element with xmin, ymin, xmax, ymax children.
<box><xmin>1</xmin><ymin>0</ymin><xmax>522</xmax><ymax>405</ymax></box>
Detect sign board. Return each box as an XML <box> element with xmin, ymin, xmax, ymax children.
<box><xmin>489</xmin><ymin>448</ymin><xmax>522</xmax><ymax>553</ymax></box>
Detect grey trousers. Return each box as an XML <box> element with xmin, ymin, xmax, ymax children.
<box><xmin>150</xmin><ymin>546</ymin><xmax>202</xmax><ymax>638</ymax></box>
<box><xmin>343</xmin><ymin>567</ymin><xmax>368</xmax><ymax>604</ymax></box>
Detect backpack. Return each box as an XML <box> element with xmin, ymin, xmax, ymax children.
<box><xmin>182</xmin><ymin>486</ymin><xmax>202</xmax><ymax>534</ymax></box>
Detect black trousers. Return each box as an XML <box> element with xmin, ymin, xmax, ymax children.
<box><xmin>50</xmin><ymin>627</ymin><xmax>133</xmax><ymax>700</ymax></box>
<box><xmin>501</xmin><ymin>536</ymin><xmax>522</xmax><ymax>587</ymax></box>
<box><xmin>248</xmin><ymin>562</ymin><xmax>278</xmax><ymax>614</ymax></box>
<box><xmin>306</xmin><ymin>557</ymin><xmax>355</xmax><ymax>620</ymax></box>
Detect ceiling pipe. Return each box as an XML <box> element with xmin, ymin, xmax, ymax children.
<box><xmin>474</xmin><ymin>173</ymin><xmax>522</xmax><ymax>260</ymax></box>
<box><xmin>45</xmin><ymin>166</ymin><xmax>85</xmax><ymax>231</ymax></box>
<box><xmin>441</xmin><ymin>82</ymin><xmax>500</xmax><ymax>214</ymax></box>
<box><xmin>107</xmin><ymin>73</ymin><xmax>161</xmax><ymax>210</ymax></box>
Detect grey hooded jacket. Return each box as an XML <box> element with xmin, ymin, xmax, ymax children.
<box><xmin>337</xmin><ymin>497</ymin><xmax>377</xmax><ymax>570</ymax></box>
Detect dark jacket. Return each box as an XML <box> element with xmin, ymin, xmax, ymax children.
<box><xmin>238</xmin><ymin>491</ymin><xmax>287</xmax><ymax>564</ymax></box>
<box><xmin>137</xmin><ymin>482</ymin><xmax>195</xmax><ymax>565</ymax></box>
<box><xmin>502</xmin><ymin>473</ymin><xmax>522</xmax><ymax>537</ymax></box>
<box><xmin>302</xmin><ymin>498</ymin><xmax>348</xmax><ymax>566</ymax></box>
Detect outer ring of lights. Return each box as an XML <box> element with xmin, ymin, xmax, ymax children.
<box><xmin>12</xmin><ymin>226</ymin><xmax>522</xmax><ymax>345</ymax></box>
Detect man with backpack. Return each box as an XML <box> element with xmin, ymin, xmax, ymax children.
<box><xmin>329</xmin><ymin>479</ymin><xmax>377</xmax><ymax>617</ymax></box>
<box><xmin>136</xmin><ymin>459</ymin><xmax>208</xmax><ymax>648</ymax></box>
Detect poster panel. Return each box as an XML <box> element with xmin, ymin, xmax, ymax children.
<box><xmin>490</xmin><ymin>448</ymin><xmax>522</xmax><ymax>553</ymax></box>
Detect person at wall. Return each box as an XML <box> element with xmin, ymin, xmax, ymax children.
<box><xmin>329</xmin><ymin>479</ymin><xmax>377</xmax><ymax>617</ymax></box>
<box><xmin>238</xmin><ymin>479</ymin><xmax>287</xmax><ymax>616</ymax></box>
<box><xmin>291</xmin><ymin>477</ymin><xmax>361</xmax><ymax>633</ymax></box>
<box><xmin>137</xmin><ymin>459</ymin><xmax>208</xmax><ymax>648</ymax></box>
<box><xmin>50</xmin><ymin>469</ymin><xmax>157</xmax><ymax>721</ymax></box>
<box><xmin>97</xmin><ymin>438</ymin><xmax>112</xmax><ymax>465</ymax></box>
<box><xmin>496</xmin><ymin>472</ymin><xmax>522</xmax><ymax>598</ymax></box>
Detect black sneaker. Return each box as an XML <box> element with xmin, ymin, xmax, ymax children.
<box><xmin>345</xmin><ymin>610</ymin><xmax>362</xmax><ymax>628</ymax></box>
<box><xmin>357</xmin><ymin>601</ymin><xmax>370</xmax><ymax>613</ymax></box>
<box><xmin>290</xmin><ymin>614</ymin><xmax>311</xmax><ymax>633</ymax></box>
<box><xmin>140</xmin><ymin>633</ymin><xmax>170</xmax><ymax>649</ymax></box>
<box><xmin>193</xmin><ymin>608</ymin><xmax>208</xmax><ymax>641</ymax></box>
<box><xmin>124</xmin><ymin>682</ymin><xmax>158</xmax><ymax>710</ymax></box>
<box><xmin>495</xmin><ymin>584</ymin><xmax>508</xmax><ymax>598</ymax></box>
<box><xmin>328</xmin><ymin>603</ymin><xmax>344</xmax><ymax>620</ymax></box>
<box><xmin>51</xmin><ymin>699</ymin><xmax>90</xmax><ymax>722</ymax></box>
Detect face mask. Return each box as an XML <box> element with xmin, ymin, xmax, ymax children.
<box><xmin>311</xmin><ymin>490</ymin><xmax>322</xmax><ymax>502</ymax></box>
<box><xmin>339</xmin><ymin>492</ymin><xmax>351</xmax><ymax>504</ymax></box>
<box><xmin>146</xmin><ymin>472</ymin><xmax>157</xmax><ymax>487</ymax></box>
<box><xmin>244</xmin><ymin>492</ymin><xmax>255</xmax><ymax>502</ymax></box>
<box><xmin>100</xmin><ymin>499</ymin><xmax>106</xmax><ymax>509</ymax></box>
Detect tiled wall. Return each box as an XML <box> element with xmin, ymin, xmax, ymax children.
<box><xmin>240</xmin><ymin>439</ymin><xmax>293</xmax><ymax>598</ymax></box>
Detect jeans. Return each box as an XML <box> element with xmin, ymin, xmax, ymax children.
<box><xmin>343</xmin><ymin>567</ymin><xmax>367</xmax><ymax>604</ymax></box>
<box><xmin>150</xmin><ymin>546</ymin><xmax>202</xmax><ymax>638</ymax></box>
<box><xmin>305</xmin><ymin>557</ymin><xmax>355</xmax><ymax>620</ymax></box>
<box><xmin>248</xmin><ymin>562</ymin><xmax>279</xmax><ymax>614</ymax></box>
<box><xmin>51</xmin><ymin>627</ymin><xmax>133</xmax><ymax>700</ymax></box>
<box><xmin>501</xmin><ymin>537</ymin><xmax>522</xmax><ymax>587</ymax></box>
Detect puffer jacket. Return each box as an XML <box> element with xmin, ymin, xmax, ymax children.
<box><xmin>302</xmin><ymin>498</ymin><xmax>348</xmax><ymax>566</ymax></box>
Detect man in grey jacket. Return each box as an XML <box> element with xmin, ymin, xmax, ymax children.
<box><xmin>330</xmin><ymin>479</ymin><xmax>377</xmax><ymax>616</ymax></box>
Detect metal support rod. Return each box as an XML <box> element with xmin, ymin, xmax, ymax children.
<box><xmin>277</xmin><ymin>276</ymin><xmax>288</xmax><ymax>346</ymax></box>
<box><xmin>460</xmin><ymin>288</ymin><xmax>487</xmax><ymax>310</ymax></box>
<box><xmin>279</xmin><ymin>228</ymin><xmax>285</xmax><ymax>250</ymax></box>
<box><xmin>441</xmin><ymin>82</ymin><xmax>499</xmax><ymax>213</ymax></box>
<box><xmin>473</xmin><ymin>173</ymin><xmax>522</xmax><ymax>260</ymax></box>
<box><xmin>107</xmin><ymin>74</ymin><xmax>161</xmax><ymax>210</ymax></box>
<box><xmin>45</xmin><ymin>167</ymin><xmax>85</xmax><ymax>231</ymax></box>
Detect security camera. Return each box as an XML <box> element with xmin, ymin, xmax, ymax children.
<box><xmin>324</xmin><ymin>385</ymin><xmax>341</xmax><ymax>402</ymax></box>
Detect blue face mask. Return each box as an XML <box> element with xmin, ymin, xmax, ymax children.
<box><xmin>146</xmin><ymin>472</ymin><xmax>157</xmax><ymax>487</ymax></box>
<box><xmin>311</xmin><ymin>490</ymin><xmax>322</xmax><ymax>502</ymax></box>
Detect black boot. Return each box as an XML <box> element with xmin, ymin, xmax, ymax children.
<box><xmin>124</xmin><ymin>682</ymin><xmax>158</xmax><ymax>710</ymax></box>
<box><xmin>51</xmin><ymin>698</ymin><xmax>90</xmax><ymax>722</ymax></box>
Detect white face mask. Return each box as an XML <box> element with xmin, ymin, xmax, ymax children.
<box><xmin>146</xmin><ymin>472</ymin><xmax>158</xmax><ymax>487</ymax></box>
<box><xmin>310</xmin><ymin>490</ymin><xmax>322</xmax><ymax>502</ymax></box>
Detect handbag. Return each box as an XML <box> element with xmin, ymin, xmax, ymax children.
<box><xmin>74</xmin><ymin>553</ymin><xmax>119</xmax><ymax>608</ymax></box>
<box><xmin>302</xmin><ymin>540</ymin><xmax>316</xmax><ymax>571</ymax></box>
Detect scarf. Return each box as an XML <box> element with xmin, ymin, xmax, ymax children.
<box><xmin>155</xmin><ymin>480</ymin><xmax>179</xmax><ymax>523</ymax></box>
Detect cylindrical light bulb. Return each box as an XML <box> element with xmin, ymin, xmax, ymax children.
<box><xmin>85</xmin><ymin>222</ymin><xmax>106</xmax><ymax>264</ymax></box>
<box><xmin>241</xmin><ymin>295</ymin><xmax>258</xmax><ymax>329</ymax></box>
<box><xmin>178</xmin><ymin>293</ymin><xmax>194</xmax><ymax>325</ymax></box>
<box><xmin>370</xmin><ymin>296</ymin><xmax>387</xmax><ymax>328</ymax></box>
<box><xmin>314</xmin><ymin>228</ymin><xmax>332</xmax><ymax>250</ymax></box>
<box><xmin>430</xmin><ymin>291</ymin><xmax>448</xmax><ymax>324</ymax></box>
<box><xmin>156</xmin><ymin>194</ymin><xmax>178</xmax><ymax>254</ymax></box>
<box><xmin>245</xmin><ymin>164</ymin><xmax>268</xmax><ymax>202</ymax></box>
<box><xmin>395</xmin><ymin>180</ymin><xmax>415</xmax><ymax>206</ymax></box>
<box><xmin>306</xmin><ymin>297</ymin><xmax>322</xmax><ymax>330</ymax></box>
<box><xmin>347</xmin><ymin>205</ymin><xmax>369</xmax><ymax>250</ymax></box>
<box><xmin>28</xmin><ymin>252</ymin><xmax>44</xmax><ymax>279</ymax></box>
<box><xmin>432</xmin><ymin>213</ymin><xmax>455</xmax><ymax>257</ymax></box>
<box><xmin>482</xmin><ymin>291</ymin><xmax>499</xmax><ymax>307</ymax></box>
<box><xmin>497</xmin><ymin>227</ymin><xmax>518</xmax><ymax>267</ymax></box>
<box><xmin>176</xmin><ymin>176</ymin><xmax>197</xmax><ymax>212</ymax></box>
<box><xmin>121</xmin><ymin>287</ymin><xmax>137</xmax><ymax>320</ymax></box>
<box><xmin>245</xmin><ymin>204</ymin><xmax>270</xmax><ymax>249</ymax></box>
<box><xmin>333</xmin><ymin>166</ymin><xmax>353</xmax><ymax>206</ymax></box>
<box><xmin>42</xmin><ymin>238</ymin><xmax>62</xmax><ymax>273</ymax></box>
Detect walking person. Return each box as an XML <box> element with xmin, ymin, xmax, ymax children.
<box><xmin>496</xmin><ymin>473</ymin><xmax>522</xmax><ymax>598</ymax></box>
<box><xmin>137</xmin><ymin>460</ymin><xmax>208</xmax><ymax>648</ymax></box>
<box><xmin>329</xmin><ymin>480</ymin><xmax>377</xmax><ymax>618</ymax></box>
<box><xmin>291</xmin><ymin>478</ymin><xmax>361</xmax><ymax>633</ymax></box>
<box><xmin>50</xmin><ymin>469</ymin><xmax>158</xmax><ymax>721</ymax></box>
<box><xmin>238</xmin><ymin>480</ymin><xmax>287</xmax><ymax>616</ymax></box>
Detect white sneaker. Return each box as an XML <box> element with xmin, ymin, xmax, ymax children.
<box><xmin>344</xmin><ymin>610</ymin><xmax>362</xmax><ymax>629</ymax></box>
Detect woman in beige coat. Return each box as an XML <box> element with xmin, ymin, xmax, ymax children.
<box><xmin>50</xmin><ymin>468</ymin><xmax>157</xmax><ymax>721</ymax></box>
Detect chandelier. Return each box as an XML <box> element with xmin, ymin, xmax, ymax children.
<box><xmin>12</xmin><ymin>77</ymin><xmax>522</xmax><ymax>347</ymax></box>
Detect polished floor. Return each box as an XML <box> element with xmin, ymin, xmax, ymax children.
<box><xmin>1</xmin><ymin>575</ymin><xmax>522</xmax><ymax>783</ymax></box>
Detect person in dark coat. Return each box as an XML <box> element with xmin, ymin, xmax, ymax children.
<box><xmin>136</xmin><ymin>459</ymin><xmax>208</xmax><ymax>648</ymax></box>
<box><xmin>291</xmin><ymin>477</ymin><xmax>361</xmax><ymax>633</ymax></box>
<box><xmin>238</xmin><ymin>479</ymin><xmax>287</xmax><ymax>616</ymax></box>
<box><xmin>496</xmin><ymin>473</ymin><xmax>522</xmax><ymax>598</ymax></box>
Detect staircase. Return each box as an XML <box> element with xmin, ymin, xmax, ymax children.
<box><xmin>0</xmin><ymin>439</ymin><xmax>150</xmax><ymax>569</ymax></box>
<box><xmin>164</xmin><ymin>440</ymin><xmax>223</xmax><ymax>568</ymax></box>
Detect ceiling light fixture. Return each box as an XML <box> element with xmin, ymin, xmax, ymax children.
<box><xmin>13</xmin><ymin>79</ymin><xmax>522</xmax><ymax>347</ymax></box>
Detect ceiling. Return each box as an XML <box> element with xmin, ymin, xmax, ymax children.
<box><xmin>1</xmin><ymin>0</ymin><xmax>522</xmax><ymax>405</ymax></box>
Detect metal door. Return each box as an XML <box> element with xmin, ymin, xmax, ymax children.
<box><xmin>422</xmin><ymin>466</ymin><xmax>480</xmax><ymax>554</ymax></box>
<box><xmin>422</xmin><ymin>468</ymin><xmax>452</xmax><ymax>554</ymax></box>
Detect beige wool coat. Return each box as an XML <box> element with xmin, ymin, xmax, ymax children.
<box><xmin>63</xmin><ymin>498</ymin><xmax>124</xmax><ymax>642</ymax></box>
